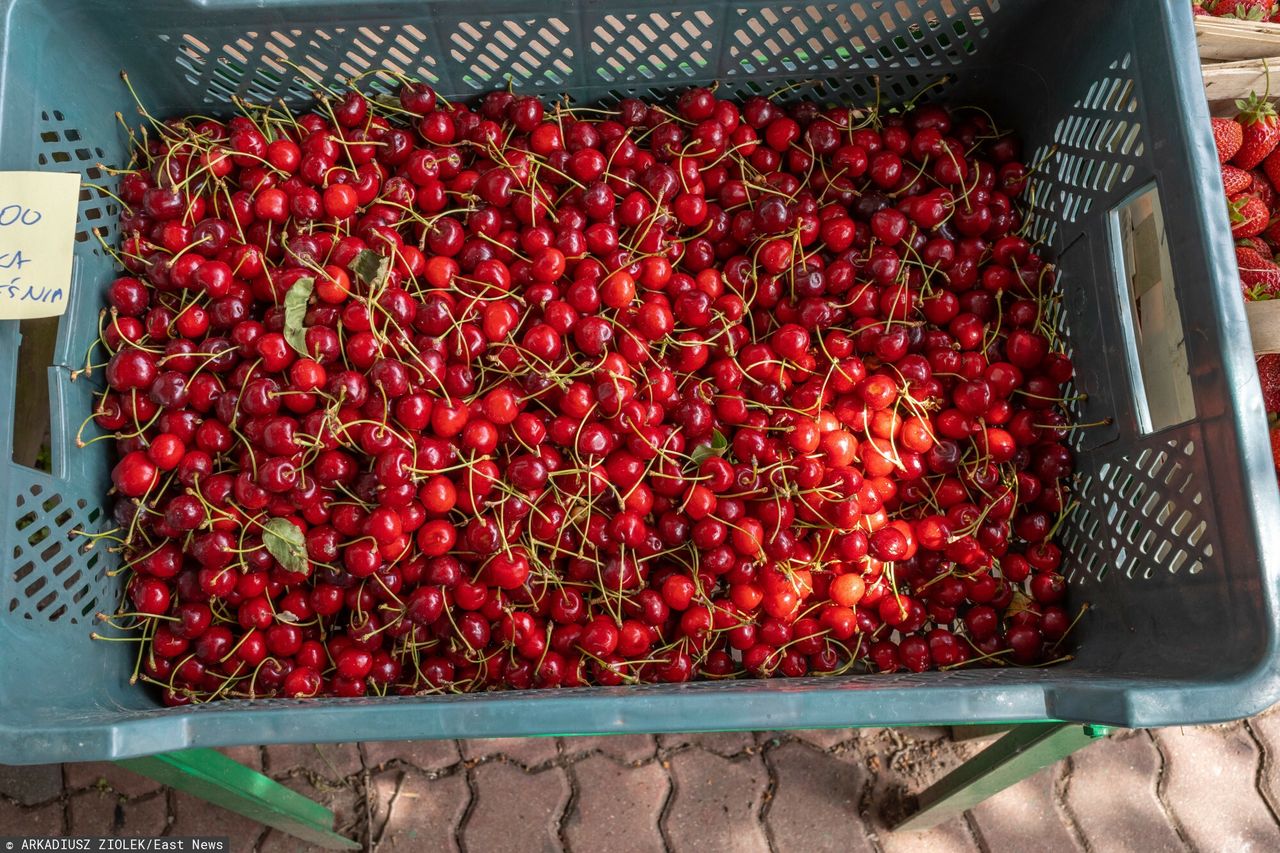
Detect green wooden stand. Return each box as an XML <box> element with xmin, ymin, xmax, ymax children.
<box><xmin>894</xmin><ymin>723</ymin><xmax>1111</xmax><ymax>831</ymax></box>
<box><xmin>109</xmin><ymin>724</ymin><xmax>1109</xmax><ymax>845</ymax></box>
<box><xmin>116</xmin><ymin>749</ymin><xmax>359</xmax><ymax>849</ymax></box>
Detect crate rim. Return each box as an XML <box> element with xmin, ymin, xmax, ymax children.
<box><xmin>1</xmin><ymin>0</ymin><xmax>1279</xmax><ymax>764</ymax></box>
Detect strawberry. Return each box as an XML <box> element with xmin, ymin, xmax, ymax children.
<box><xmin>1262</xmin><ymin>146</ymin><xmax>1280</xmax><ymax>195</ymax></box>
<box><xmin>1238</xmin><ymin>245</ymin><xmax>1280</xmax><ymax>297</ymax></box>
<box><xmin>1270</xmin><ymin>426</ymin><xmax>1280</xmax><ymax>473</ymax></box>
<box><xmin>1259</xmin><ymin>354</ymin><xmax>1280</xmax><ymax>413</ymax></box>
<box><xmin>1231</xmin><ymin>192</ymin><xmax>1270</xmax><ymax>237</ymax></box>
<box><xmin>1209</xmin><ymin>0</ymin><xmax>1276</xmax><ymax>19</ymax></box>
<box><xmin>1224</xmin><ymin>163</ymin><xmax>1255</xmax><ymax>195</ymax></box>
<box><xmin>1242</xmin><ymin>236</ymin><xmax>1275</xmax><ymax>258</ymax></box>
<box><xmin>1214</xmin><ymin>117</ymin><xmax>1244</xmax><ymax>164</ymax></box>
<box><xmin>1234</xmin><ymin>92</ymin><xmax>1280</xmax><ymax>169</ymax></box>
<box><xmin>1254</xmin><ymin>167</ymin><xmax>1279</xmax><ymax>208</ymax></box>
<box><xmin>1265</xmin><ymin>216</ymin><xmax>1280</xmax><ymax>247</ymax></box>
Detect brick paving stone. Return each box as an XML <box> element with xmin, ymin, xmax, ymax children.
<box><xmin>462</xmin><ymin>762</ymin><xmax>570</xmax><ymax>853</ymax></box>
<box><xmin>254</xmin><ymin>778</ymin><xmax>361</xmax><ymax>853</ymax></box>
<box><xmin>1247</xmin><ymin>709</ymin><xmax>1280</xmax><ymax>821</ymax></box>
<box><xmin>880</xmin><ymin>826</ymin><xmax>981</xmax><ymax>853</ymax></box>
<box><xmin>218</xmin><ymin>745</ymin><xmax>264</xmax><ymax>771</ymax></box>
<box><xmin>169</xmin><ymin>791</ymin><xmax>264</xmax><ymax>850</ymax></box>
<box><xmin>266</xmin><ymin>743</ymin><xmax>363</xmax><ymax>781</ymax></box>
<box><xmin>0</xmin><ymin>798</ymin><xmax>63</xmax><ymax>837</ymax></box>
<box><xmin>664</xmin><ymin>748</ymin><xmax>769</xmax><ymax>853</ymax></box>
<box><xmin>1065</xmin><ymin>731</ymin><xmax>1184</xmax><ymax>853</ymax></box>
<box><xmin>257</xmin><ymin>831</ymin><xmax>329</xmax><ymax>853</ymax></box>
<box><xmin>766</xmin><ymin>741</ymin><xmax>873</xmax><ymax>853</ymax></box>
<box><xmin>659</xmin><ymin>730</ymin><xmax>756</xmax><ymax>756</ymax></box>
<box><xmin>461</xmin><ymin>736</ymin><xmax>559</xmax><ymax>768</ymax></box>
<box><xmin>1156</xmin><ymin>723</ymin><xmax>1280</xmax><ymax>852</ymax></box>
<box><xmin>787</xmin><ymin>729</ymin><xmax>855</xmax><ymax>750</ymax></box>
<box><xmin>857</xmin><ymin>729</ymin><xmax>982</xmax><ymax>853</ymax></box>
<box><xmin>968</xmin><ymin>764</ymin><xmax>1082</xmax><ymax>853</ymax></box>
<box><xmin>559</xmin><ymin>734</ymin><xmax>656</xmax><ymax>763</ymax></box>
<box><xmin>854</xmin><ymin>727</ymin><xmax>989</xmax><ymax>771</ymax></box>
<box><xmin>64</xmin><ymin>762</ymin><xmax>162</xmax><ymax>798</ymax></box>
<box><xmin>277</xmin><ymin>775</ymin><xmax>362</xmax><ymax>836</ymax></box>
<box><xmin>0</xmin><ymin>764</ymin><xmax>61</xmax><ymax>805</ymax></box>
<box><xmin>565</xmin><ymin>754</ymin><xmax>668</xmax><ymax>853</ymax></box>
<box><xmin>362</xmin><ymin>739</ymin><xmax>460</xmax><ymax>772</ymax></box>
<box><xmin>363</xmin><ymin>769</ymin><xmax>468</xmax><ymax>852</ymax></box>
<box><xmin>68</xmin><ymin>790</ymin><xmax>168</xmax><ymax>837</ymax></box>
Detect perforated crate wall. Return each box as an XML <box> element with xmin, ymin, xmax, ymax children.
<box><xmin>142</xmin><ymin>1</ymin><xmax>997</xmax><ymax>110</ymax></box>
<box><xmin>35</xmin><ymin>109</ymin><xmax>119</xmax><ymax>255</ymax></box>
<box><xmin>7</xmin><ymin>479</ymin><xmax>111</xmax><ymax>623</ymax></box>
<box><xmin>1061</xmin><ymin>429</ymin><xmax>1217</xmax><ymax>585</ymax></box>
<box><xmin>1026</xmin><ymin>52</ymin><xmax>1148</xmax><ymax>249</ymax></box>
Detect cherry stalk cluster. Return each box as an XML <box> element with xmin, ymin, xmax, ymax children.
<box><xmin>89</xmin><ymin>76</ymin><xmax>1080</xmax><ymax>704</ymax></box>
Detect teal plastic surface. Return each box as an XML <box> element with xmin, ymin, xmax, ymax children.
<box><xmin>1</xmin><ymin>0</ymin><xmax>1278</xmax><ymax>764</ymax></box>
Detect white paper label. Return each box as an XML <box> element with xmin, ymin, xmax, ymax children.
<box><xmin>0</xmin><ymin>171</ymin><xmax>82</xmax><ymax>319</ymax></box>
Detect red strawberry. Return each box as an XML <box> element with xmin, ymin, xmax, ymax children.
<box><xmin>1270</xmin><ymin>426</ymin><xmax>1280</xmax><ymax>473</ymax></box>
<box><xmin>1224</xmin><ymin>164</ymin><xmax>1255</xmax><ymax>195</ymax></box>
<box><xmin>1231</xmin><ymin>192</ymin><xmax>1271</xmax><ymax>237</ymax></box>
<box><xmin>1210</xmin><ymin>0</ymin><xmax>1276</xmax><ymax>19</ymax></box>
<box><xmin>1234</xmin><ymin>93</ymin><xmax>1280</xmax><ymax>168</ymax></box>
<box><xmin>1254</xmin><ymin>169</ymin><xmax>1274</xmax><ymax>210</ymax></box>
<box><xmin>1238</xmin><ymin>246</ymin><xmax>1280</xmax><ymax>297</ymax></box>
<box><xmin>1259</xmin><ymin>355</ymin><xmax>1280</xmax><ymax>413</ymax></box>
<box><xmin>1254</xmin><ymin>167</ymin><xmax>1274</xmax><ymax>204</ymax></box>
<box><xmin>1214</xmin><ymin>117</ymin><xmax>1244</xmax><ymax>164</ymax></box>
<box><xmin>1262</xmin><ymin>146</ymin><xmax>1280</xmax><ymax>194</ymax></box>
<box><xmin>1243</xmin><ymin>235</ymin><xmax>1275</xmax><ymax>258</ymax></box>
<box><xmin>1265</xmin><ymin>217</ymin><xmax>1280</xmax><ymax>247</ymax></box>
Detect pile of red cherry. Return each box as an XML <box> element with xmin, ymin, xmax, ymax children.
<box><xmin>92</xmin><ymin>80</ymin><xmax>1078</xmax><ymax>703</ymax></box>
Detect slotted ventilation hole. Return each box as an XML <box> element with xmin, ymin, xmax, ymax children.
<box><xmin>1027</xmin><ymin>52</ymin><xmax>1145</xmax><ymax>247</ymax></box>
<box><xmin>7</xmin><ymin>484</ymin><xmax>107</xmax><ymax>623</ymax></box>
<box><xmin>35</xmin><ymin>111</ymin><xmax>117</xmax><ymax>251</ymax></box>
<box><xmin>726</xmin><ymin>1</ymin><xmax>990</xmax><ymax>79</ymax></box>
<box><xmin>1061</xmin><ymin>437</ymin><xmax>1213</xmax><ymax>585</ymax></box>
<box><xmin>160</xmin><ymin>26</ymin><xmax>444</xmax><ymax>106</ymax></box>
<box><xmin>591</xmin><ymin>10</ymin><xmax>715</xmax><ymax>83</ymax></box>
<box><xmin>450</xmin><ymin>17</ymin><xmax>574</xmax><ymax>90</ymax></box>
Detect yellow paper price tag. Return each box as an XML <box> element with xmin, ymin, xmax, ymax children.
<box><xmin>0</xmin><ymin>171</ymin><xmax>82</xmax><ymax>319</ymax></box>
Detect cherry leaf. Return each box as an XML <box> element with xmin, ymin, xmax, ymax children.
<box><xmin>261</xmin><ymin>517</ymin><xmax>309</xmax><ymax>575</ymax></box>
<box><xmin>689</xmin><ymin>429</ymin><xmax>729</xmax><ymax>466</ymax></box>
<box><xmin>282</xmin><ymin>276</ymin><xmax>315</xmax><ymax>356</ymax></box>
<box><xmin>1006</xmin><ymin>588</ymin><xmax>1035</xmax><ymax>618</ymax></box>
<box><xmin>350</xmin><ymin>249</ymin><xmax>390</xmax><ymax>290</ymax></box>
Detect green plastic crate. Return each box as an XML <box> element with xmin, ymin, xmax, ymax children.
<box><xmin>1</xmin><ymin>0</ymin><xmax>1277</xmax><ymax>764</ymax></box>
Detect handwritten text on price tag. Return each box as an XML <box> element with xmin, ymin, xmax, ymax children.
<box><xmin>0</xmin><ymin>171</ymin><xmax>82</xmax><ymax>319</ymax></box>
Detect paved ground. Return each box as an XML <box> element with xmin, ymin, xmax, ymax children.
<box><xmin>4</xmin><ymin>707</ymin><xmax>1280</xmax><ymax>852</ymax></box>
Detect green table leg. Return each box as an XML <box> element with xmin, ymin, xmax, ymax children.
<box><xmin>894</xmin><ymin>723</ymin><xmax>1110</xmax><ymax>832</ymax></box>
<box><xmin>116</xmin><ymin>749</ymin><xmax>359</xmax><ymax>850</ymax></box>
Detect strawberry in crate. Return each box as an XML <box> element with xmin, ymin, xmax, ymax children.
<box><xmin>1213</xmin><ymin>94</ymin><xmax>1280</xmax><ymax>298</ymax></box>
<box><xmin>1261</xmin><ymin>355</ymin><xmax>1280</xmax><ymax>477</ymax></box>
<box><xmin>1194</xmin><ymin>0</ymin><xmax>1280</xmax><ymax>22</ymax></box>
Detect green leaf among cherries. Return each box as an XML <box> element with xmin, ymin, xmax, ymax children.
<box><xmin>282</xmin><ymin>276</ymin><xmax>315</xmax><ymax>357</ymax></box>
<box><xmin>261</xmin><ymin>517</ymin><xmax>309</xmax><ymax>575</ymax></box>
<box><xmin>689</xmin><ymin>429</ymin><xmax>729</xmax><ymax>466</ymax></box>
